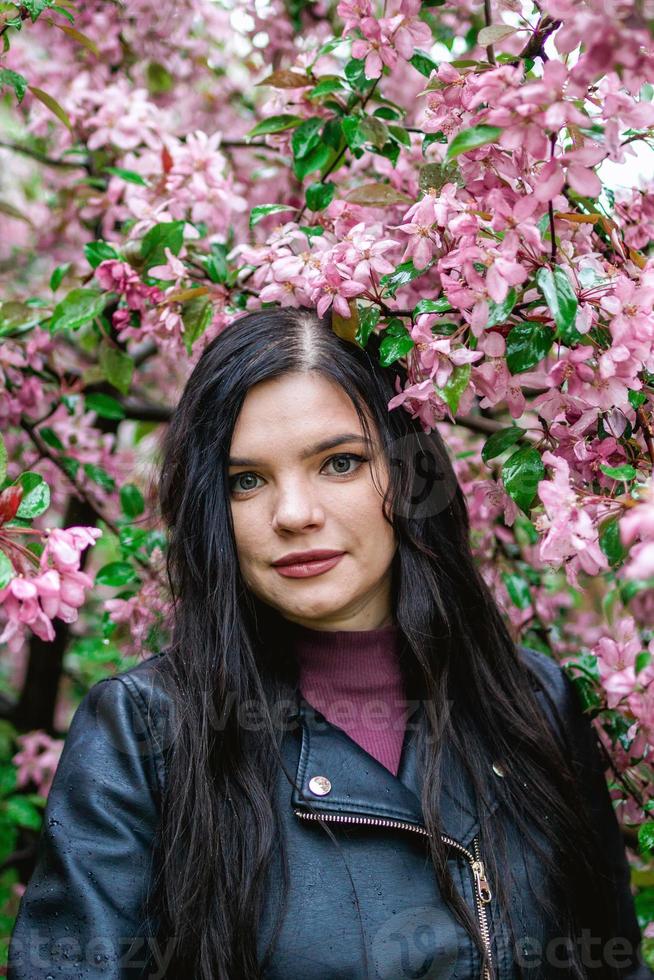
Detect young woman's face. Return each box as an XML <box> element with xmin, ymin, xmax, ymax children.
<box><xmin>228</xmin><ymin>370</ymin><xmax>397</xmax><ymax>630</ymax></box>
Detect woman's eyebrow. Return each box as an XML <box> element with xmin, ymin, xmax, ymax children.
<box><xmin>228</xmin><ymin>433</ymin><xmax>371</xmax><ymax>466</ymax></box>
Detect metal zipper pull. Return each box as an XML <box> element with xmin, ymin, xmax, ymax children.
<box><xmin>471</xmin><ymin>859</ymin><xmax>492</xmax><ymax>904</ymax></box>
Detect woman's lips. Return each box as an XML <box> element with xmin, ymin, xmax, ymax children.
<box><xmin>273</xmin><ymin>553</ymin><xmax>345</xmax><ymax>578</ymax></box>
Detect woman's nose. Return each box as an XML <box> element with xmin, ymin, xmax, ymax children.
<box><xmin>270</xmin><ymin>484</ymin><xmax>324</xmax><ymax>531</ymax></box>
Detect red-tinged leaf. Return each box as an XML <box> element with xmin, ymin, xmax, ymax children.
<box><xmin>256</xmin><ymin>70</ymin><xmax>311</xmax><ymax>88</ymax></box>
<box><xmin>0</xmin><ymin>485</ymin><xmax>23</xmax><ymax>526</ymax></box>
<box><xmin>52</xmin><ymin>22</ymin><xmax>100</xmax><ymax>55</ymax></box>
<box><xmin>28</xmin><ymin>85</ymin><xmax>72</xmax><ymax>130</ymax></box>
<box><xmin>161</xmin><ymin>145</ymin><xmax>174</xmax><ymax>174</ymax></box>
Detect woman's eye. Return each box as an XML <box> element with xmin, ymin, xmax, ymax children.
<box><xmin>229</xmin><ymin>454</ymin><xmax>367</xmax><ymax>496</ymax></box>
<box><xmin>230</xmin><ymin>473</ymin><xmax>261</xmax><ymax>494</ymax></box>
<box><xmin>324</xmin><ymin>453</ymin><xmax>367</xmax><ymax>476</ymax></box>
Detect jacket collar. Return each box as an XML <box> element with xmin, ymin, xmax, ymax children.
<box><xmin>291</xmin><ymin>695</ymin><xmax>501</xmax><ymax>849</ymax></box>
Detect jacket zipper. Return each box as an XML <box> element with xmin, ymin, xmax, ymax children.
<box><xmin>293</xmin><ymin>808</ymin><xmax>493</xmax><ymax>979</ymax></box>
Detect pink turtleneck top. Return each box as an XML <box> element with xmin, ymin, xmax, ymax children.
<box><xmin>289</xmin><ymin>622</ymin><xmax>408</xmax><ymax>776</ymax></box>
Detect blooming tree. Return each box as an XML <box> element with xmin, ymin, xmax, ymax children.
<box><xmin>1</xmin><ymin>0</ymin><xmax>654</xmax><ymax>958</ymax></box>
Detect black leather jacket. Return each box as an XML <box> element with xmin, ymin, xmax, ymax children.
<box><xmin>7</xmin><ymin>644</ymin><xmax>653</xmax><ymax>979</ymax></box>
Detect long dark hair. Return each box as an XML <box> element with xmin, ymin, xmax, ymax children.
<box><xmin>150</xmin><ymin>305</ymin><xmax>619</xmax><ymax>978</ymax></box>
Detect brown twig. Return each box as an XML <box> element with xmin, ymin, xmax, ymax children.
<box><xmin>0</xmin><ymin>140</ymin><xmax>89</xmax><ymax>169</ymax></box>
<box><xmin>483</xmin><ymin>0</ymin><xmax>496</xmax><ymax>65</ymax></box>
<box><xmin>511</xmin><ymin>14</ymin><xmax>561</xmax><ymax>65</ymax></box>
<box><xmin>19</xmin><ymin>418</ymin><xmax>124</xmax><ymax>545</ymax></box>
<box><xmin>635</xmin><ymin>404</ymin><xmax>654</xmax><ymax>467</ymax></box>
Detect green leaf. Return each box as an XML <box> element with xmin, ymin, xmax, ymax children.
<box><xmin>95</xmin><ymin>561</ymin><xmax>140</xmax><ymax>587</ymax></box>
<box><xmin>59</xmin><ymin>456</ymin><xmax>80</xmax><ymax>480</ymax></box>
<box><xmin>104</xmin><ymin>167</ymin><xmax>149</xmax><ymax>187</ymax></box>
<box><xmin>599</xmin><ymin>516</ymin><xmax>628</xmax><ymax>566</ymax></box>
<box><xmin>49</xmin><ymin>288</ymin><xmax>107</xmax><ymax>333</ymax></box>
<box><xmin>387</xmin><ymin>125</ymin><xmax>411</xmax><ymax>147</ymax></box>
<box><xmin>305</xmin><ymin>181</ymin><xmax>335</xmax><ymax>211</ymax></box>
<box><xmin>4</xmin><ymin>795</ymin><xmax>42</xmax><ymax>831</ymax></box>
<box><xmin>293</xmin><ymin>142</ymin><xmax>332</xmax><ymax>181</ymax></box>
<box><xmin>380</xmin><ymin>260</ymin><xmax>430</xmax><ymax>299</ymax></box>
<box><xmin>502</xmin><ymin>572</ymin><xmax>532</xmax><ymax>610</ymax></box>
<box><xmin>635</xmin><ymin>887</ymin><xmax>654</xmax><ymax>934</ymax></box>
<box><xmin>620</xmin><ymin>576</ymin><xmax>654</xmax><ymax>604</ymax></box>
<box><xmin>409</xmin><ymin>50</ymin><xmax>439</xmax><ymax>77</ymax></box>
<box><xmin>422</xmin><ymin>132</ymin><xmax>447</xmax><ymax>156</ymax></box>
<box><xmin>639</xmin><ymin>821</ymin><xmax>654</xmax><ymax>858</ymax></box>
<box><xmin>0</xmin><ymin>763</ymin><xmax>17</xmax><ymax>799</ymax></box>
<box><xmin>503</xmin><ymin>446</ymin><xmax>545</xmax><ymax>512</ymax></box>
<box><xmin>83</xmin><ymin>463</ymin><xmax>115</xmax><ymax>492</ymax></box>
<box><xmin>0</xmin><ymin>302</ymin><xmax>44</xmax><ymax>337</ymax></box>
<box><xmin>636</xmin><ymin>650</ymin><xmax>652</xmax><ymax>675</ymax></box>
<box><xmin>120</xmin><ymin>484</ymin><xmax>145</xmax><ymax>519</ymax></box>
<box><xmin>373</xmin><ymin>140</ymin><xmax>399</xmax><ymax>167</ymax></box>
<box><xmin>77</xmin><ymin>234</ymin><xmax>111</xmax><ymax>269</ymax></box>
<box><xmin>39</xmin><ymin>427</ymin><xmax>64</xmax><ymax>451</ymax></box>
<box><xmin>481</xmin><ymin>426</ymin><xmax>525</xmax><ymax>463</ymax></box>
<box><xmin>344</xmin><ymin>58</ymin><xmax>369</xmax><ymax>90</ymax></box>
<box><xmin>246</xmin><ymin>114</ymin><xmax>304</xmax><ymax>138</ymax></box>
<box><xmin>355</xmin><ymin>304</ymin><xmax>381</xmax><ymax>347</ymax></box>
<box><xmin>513</xmin><ymin>513</ymin><xmax>539</xmax><ymax>546</ymax></box>
<box><xmin>291</xmin><ymin>118</ymin><xmax>323</xmax><ymax>160</ymax></box>
<box><xmin>0</xmin><ymin>823</ymin><xmax>17</xmax><ymax>865</ymax></box>
<box><xmin>629</xmin><ymin>390</ymin><xmax>647</xmax><ymax>410</ymax></box>
<box><xmin>49</xmin><ymin>263</ymin><xmax>71</xmax><ymax>291</ymax></box>
<box><xmin>299</xmin><ymin>226</ymin><xmax>325</xmax><ymax>239</ymax></box>
<box><xmin>249</xmin><ymin>203</ymin><xmax>296</xmax><ymax>228</ymax></box>
<box><xmin>307</xmin><ymin>78</ymin><xmax>345</xmax><ymax>99</ymax></box>
<box><xmin>84</xmin><ymin>392</ymin><xmax>125</xmax><ymax>420</ymax></box>
<box><xmin>600</xmin><ymin>463</ymin><xmax>638</xmax><ymax>481</ymax></box>
<box><xmin>486</xmin><ymin>287</ymin><xmax>517</xmax><ymax>327</ymax></box>
<box><xmin>0</xmin><ymin>434</ymin><xmax>6</xmax><ymax>485</ymax></box>
<box><xmin>379</xmin><ymin>319</ymin><xmax>414</xmax><ymax>366</ymax></box>
<box><xmin>182</xmin><ymin>293</ymin><xmax>213</xmax><ymax>355</ymax></box>
<box><xmin>203</xmin><ymin>249</ymin><xmax>228</xmax><ymax>284</ymax></box>
<box><xmin>99</xmin><ymin>346</ymin><xmax>134</xmax><ymax>395</ymax></box>
<box><xmin>15</xmin><ymin>472</ymin><xmax>50</xmax><ymax>520</ymax></box>
<box><xmin>445</xmin><ymin>125</ymin><xmax>502</xmax><ymax>161</ymax></box>
<box><xmin>413</xmin><ymin>297</ymin><xmax>452</xmax><ymax>315</ymax></box>
<box><xmin>341</xmin><ymin>115</ymin><xmax>366</xmax><ymax>153</ymax></box>
<box><xmin>145</xmin><ymin>61</ymin><xmax>173</xmax><ymax>94</ymax></box>
<box><xmin>536</xmin><ymin>266</ymin><xmax>578</xmax><ymax>338</ymax></box>
<box><xmin>322</xmin><ymin>118</ymin><xmax>344</xmax><ymax>150</ymax></box>
<box><xmin>0</xmin><ymin>68</ymin><xmax>28</xmax><ymax>102</ymax></box>
<box><xmin>505</xmin><ymin>321</ymin><xmax>555</xmax><ymax>374</ymax></box>
<box><xmin>21</xmin><ymin>0</ymin><xmax>51</xmax><ymax>20</ymax></box>
<box><xmin>140</xmin><ymin>221</ymin><xmax>185</xmax><ymax>272</ymax></box>
<box><xmin>435</xmin><ymin>362</ymin><xmax>471</xmax><ymax>415</ymax></box>
<box><xmin>0</xmin><ymin>550</ymin><xmax>14</xmax><ymax>591</ymax></box>
<box><xmin>359</xmin><ymin>116</ymin><xmax>388</xmax><ymax>149</ymax></box>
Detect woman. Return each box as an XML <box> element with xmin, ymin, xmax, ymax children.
<box><xmin>8</xmin><ymin>306</ymin><xmax>651</xmax><ymax>980</ymax></box>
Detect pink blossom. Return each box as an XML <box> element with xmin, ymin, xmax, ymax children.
<box><xmin>336</xmin><ymin>0</ymin><xmax>372</xmax><ymax>32</ymax></box>
<box><xmin>341</xmin><ymin>222</ymin><xmax>398</xmax><ymax>281</ymax></box>
<box><xmin>594</xmin><ymin>618</ymin><xmax>654</xmax><ymax>710</ymax></box>
<box><xmin>149</xmin><ymin>247</ymin><xmax>187</xmax><ymax>282</ymax></box>
<box><xmin>535</xmin><ymin>451</ymin><xmax>608</xmax><ymax>587</ymax></box>
<box><xmin>96</xmin><ymin>260</ymin><xmax>163</xmax><ymax>311</ymax></box>
<box><xmin>390</xmin><ymin>0</ymin><xmax>432</xmax><ymax>60</ymax></box>
<box><xmin>471</xmin><ymin>332</ymin><xmax>526</xmax><ymax>419</ymax></box>
<box><xmin>351</xmin><ymin>18</ymin><xmax>398</xmax><ymax>78</ymax></box>
<box><xmin>13</xmin><ymin>731</ymin><xmax>63</xmax><ymax>798</ymax></box>
<box><xmin>0</xmin><ymin>527</ymin><xmax>101</xmax><ymax>644</ymax></box>
<box><xmin>313</xmin><ymin>263</ymin><xmax>367</xmax><ymax>318</ymax></box>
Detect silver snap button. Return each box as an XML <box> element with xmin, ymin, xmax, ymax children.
<box><xmin>308</xmin><ymin>775</ymin><xmax>332</xmax><ymax>796</ymax></box>
<box><xmin>492</xmin><ymin>762</ymin><xmax>506</xmax><ymax>777</ymax></box>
